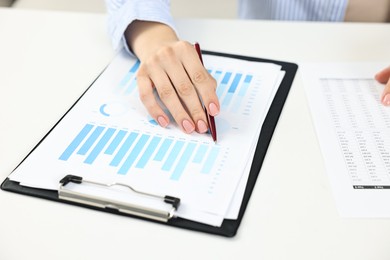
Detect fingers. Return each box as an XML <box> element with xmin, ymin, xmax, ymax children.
<box><xmin>137</xmin><ymin>41</ymin><xmax>220</xmax><ymax>134</ymax></box>
<box><xmin>148</xmin><ymin>60</ymin><xmax>196</xmax><ymax>134</ymax></box>
<box><xmin>179</xmin><ymin>43</ymin><xmax>220</xmax><ymax>117</ymax></box>
<box><xmin>375</xmin><ymin>66</ymin><xmax>390</xmax><ymax>106</ymax></box>
<box><xmin>137</xmin><ymin>68</ymin><xmax>170</xmax><ymax>127</ymax></box>
<box><xmin>162</xmin><ymin>52</ymin><xmax>209</xmax><ymax>133</ymax></box>
<box><xmin>375</xmin><ymin>66</ymin><xmax>390</xmax><ymax>84</ymax></box>
<box><xmin>381</xmin><ymin>80</ymin><xmax>390</xmax><ymax>106</ymax></box>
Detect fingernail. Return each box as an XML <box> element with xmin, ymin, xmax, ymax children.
<box><xmin>182</xmin><ymin>120</ymin><xmax>195</xmax><ymax>133</ymax></box>
<box><xmin>382</xmin><ymin>94</ymin><xmax>390</xmax><ymax>106</ymax></box>
<box><xmin>157</xmin><ymin>116</ymin><xmax>168</xmax><ymax>127</ymax></box>
<box><xmin>209</xmin><ymin>102</ymin><xmax>219</xmax><ymax>116</ymax></box>
<box><xmin>197</xmin><ymin>120</ymin><xmax>208</xmax><ymax>133</ymax></box>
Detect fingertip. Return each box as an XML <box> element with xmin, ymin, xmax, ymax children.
<box><xmin>374</xmin><ymin>72</ymin><xmax>380</xmax><ymax>81</ymax></box>
<box><xmin>208</xmin><ymin>102</ymin><xmax>220</xmax><ymax>116</ymax></box>
<box><xmin>375</xmin><ymin>66</ymin><xmax>390</xmax><ymax>84</ymax></box>
<box><xmin>381</xmin><ymin>93</ymin><xmax>390</xmax><ymax>106</ymax></box>
<box><xmin>196</xmin><ymin>120</ymin><xmax>208</xmax><ymax>134</ymax></box>
<box><xmin>375</xmin><ymin>72</ymin><xmax>386</xmax><ymax>84</ymax></box>
<box><xmin>157</xmin><ymin>116</ymin><xmax>169</xmax><ymax>127</ymax></box>
<box><xmin>182</xmin><ymin>119</ymin><xmax>195</xmax><ymax>134</ymax></box>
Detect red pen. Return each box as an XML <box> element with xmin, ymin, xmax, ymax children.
<box><xmin>194</xmin><ymin>42</ymin><xmax>217</xmax><ymax>143</ymax></box>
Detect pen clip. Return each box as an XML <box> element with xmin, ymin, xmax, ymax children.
<box><xmin>58</xmin><ymin>175</ymin><xmax>180</xmax><ymax>222</ymax></box>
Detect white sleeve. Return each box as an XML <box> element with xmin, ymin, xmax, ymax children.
<box><xmin>104</xmin><ymin>0</ymin><xmax>177</xmax><ymax>53</ymax></box>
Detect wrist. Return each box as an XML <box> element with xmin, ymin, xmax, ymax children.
<box><xmin>125</xmin><ymin>20</ymin><xmax>179</xmax><ymax>61</ymax></box>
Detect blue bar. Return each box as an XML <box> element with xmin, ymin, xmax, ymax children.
<box><xmin>117</xmin><ymin>61</ymin><xmax>140</xmax><ymax>88</ymax></box>
<box><xmin>154</xmin><ymin>138</ymin><xmax>174</xmax><ymax>161</ymax></box>
<box><xmin>221</xmin><ymin>72</ymin><xmax>232</xmax><ymax>84</ymax></box>
<box><xmin>201</xmin><ymin>147</ymin><xmax>220</xmax><ymax>174</ymax></box>
<box><xmin>148</xmin><ymin>118</ymin><xmax>158</xmax><ymax>126</ymax></box>
<box><xmin>222</xmin><ymin>93</ymin><xmax>234</xmax><ymax>107</ymax></box>
<box><xmin>118</xmin><ymin>72</ymin><xmax>133</xmax><ymax>88</ymax></box>
<box><xmin>228</xmin><ymin>73</ymin><xmax>242</xmax><ymax>93</ymax></box>
<box><xmin>244</xmin><ymin>74</ymin><xmax>253</xmax><ymax>83</ymax></box>
<box><xmin>84</xmin><ymin>128</ymin><xmax>116</xmax><ymax>164</ymax></box>
<box><xmin>232</xmin><ymin>75</ymin><xmax>252</xmax><ymax>112</ymax></box>
<box><xmin>110</xmin><ymin>132</ymin><xmax>138</xmax><ymax>167</ymax></box>
<box><xmin>135</xmin><ymin>136</ymin><xmax>162</xmax><ymax>168</ymax></box>
<box><xmin>105</xmin><ymin>130</ymin><xmax>127</xmax><ymax>155</ymax></box>
<box><xmin>162</xmin><ymin>141</ymin><xmax>185</xmax><ymax>171</ymax></box>
<box><xmin>238</xmin><ymin>82</ymin><xmax>250</xmax><ymax>97</ymax></box>
<box><xmin>213</xmin><ymin>70</ymin><xmax>223</xmax><ymax>81</ymax></box>
<box><xmin>77</xmin><ymin>126</ymin><xmax>105</xmax><ymax>155</ymax></box>
<box><xmin>59</xmin><ymin>124</ymin><xmax>94</xmax><ymax>161</ymax></box>
<box><xmin>130</xmin><ymin>60</ymin><xmax>141</xmax><ymax>73</ymax></box>
<box><xmin>192</xmin><ymin>144</ymin><xmax>208</xmax><ymax>164</ymax></box>
<box><xmin>118</xmin><ymin>134</ymin><xmax>150</xmax><ymax>174</ymax></box>
<box><xmin>216</xmin><ymin>72</ymin><xmax>232</xmax><ymax>98</ymax></box>
<box><xmin>238</xmin><ymin>75</ymin><xmax>253</xmax><ymax>97</ymax></box>
<box><xmin>232</xmin><ymin>96</ymin><xmax>243</xmax><ymax>113</ymax></box>
<box><xmin>216</xmin><ymin>83</ymin><xmax>228</xmax><ymax>98</ymax></box>
<box><xmin>125</xmin><ymin>79</ymin><xmax>137</xmax><ymax>95</ymax></box>
<box><xmin>170</xmin><ymin>143</ymin><xmax>197</xmax><ymax>180</ymax></box>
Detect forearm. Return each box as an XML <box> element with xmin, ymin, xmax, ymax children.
<box><xmin>125</xmin><ymin>20</ymin><xmax>179</xmax><ymax>62</ymax></box>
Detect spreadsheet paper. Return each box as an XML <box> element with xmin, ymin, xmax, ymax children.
<box><xmin>302</xmin><ymin>63</ymin><xmax>390</xmax><ymax>217</ymax></box>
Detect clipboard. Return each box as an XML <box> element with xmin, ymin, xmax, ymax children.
<box><xmin>1</xmin><ymin>50</ymin><xmax>297</xmax><ymax>237</ymax></box>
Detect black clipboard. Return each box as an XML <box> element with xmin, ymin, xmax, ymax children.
<box><xmin>1</xmin><ymin>51</ymin><xmax>297</xmax><ymax>237</ymax></box>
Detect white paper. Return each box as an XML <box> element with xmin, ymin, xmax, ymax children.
<box><xmin>225</xmin><ymin>71</ymin><xmax>285</xmax><ymax>219</ymax></box>
<box><xmin>302</xmin><ymin>62</ymin><xmax>390</xmax><ymax>218</ymax></box>
<box><xmin>9</xmin><ymin>49</ymin><xmax>283</xmax><ymax>226</ymax></box>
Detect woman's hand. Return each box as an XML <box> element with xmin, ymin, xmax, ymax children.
<box><xmin>125</xmin><ymin>21</ymin><xmax>220</xmax><ymax>134</ymax></box>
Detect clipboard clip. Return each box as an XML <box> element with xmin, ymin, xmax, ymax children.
<box><xmin>58</xmin><ymin>175</ymin><xmax>180</xmax><ymax>222</ymax></box>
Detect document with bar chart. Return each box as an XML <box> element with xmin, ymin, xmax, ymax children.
<box><xmin>7</xmin><ymin>49</ymin><xmax>285</xmax><ymax>227</ymax></box>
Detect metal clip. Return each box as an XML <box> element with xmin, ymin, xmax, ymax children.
<box><xmin>58</xmin><ymin>175</ymin><xmax>180</xmax><ymax>222</ymax></box>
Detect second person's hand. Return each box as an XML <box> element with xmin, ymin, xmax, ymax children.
<box><xmin>375</xmin><ymin>66</ymin><xmax>390</xmax><ymax>106</ymax></box>
<box><xmin>125</xmin><ymin>20</ymin><xmax>220</xmax><ymax>134</ymax></box>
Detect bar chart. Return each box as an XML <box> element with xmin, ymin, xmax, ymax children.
<box><xmin>59</xmin><ymin>123</ymin><xmax>221</xmax><ymax>181</ymax></box>
<box><xmin>213</xmin><ymin>70</ymin><xmax>254</xmax><ymax>114</ymax></box>
<box><xmin>8</xmin><ymin>49</ymin><xmax>285</xmax><ymax>226</ymax></box>
<box><xmin>114</xmin><ymin>60</ymin><xmax>256</xmax><ymax>116</ymax></box>
<box><xmin>115</xmin><ymin>60</ymin><xmax>140</xmax><ymax>95</ymax></box>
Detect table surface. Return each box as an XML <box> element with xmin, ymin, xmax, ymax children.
<box><xmin>1</xmin><ymin>8</ymin><xmax>390</xmax><ymax>260</ymax></box>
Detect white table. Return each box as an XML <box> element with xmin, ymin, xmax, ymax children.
<box><xmin>1</xmin><ymin>8</ymin><xmax>389</xmax><ymax>260</ymax></box>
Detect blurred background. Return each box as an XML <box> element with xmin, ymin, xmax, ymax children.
<box><xmin>1</xmin><ymin>0</ymin><xmax>388</xmax><ymax>22</ymax></box>
<box><xmin>0</xmin><ymin>0</ymin><xmax>238</xmax><ymax>18</ymax></box>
